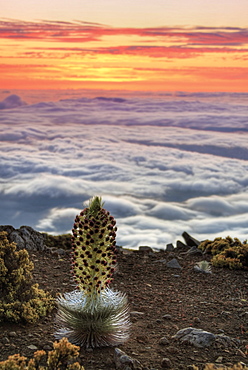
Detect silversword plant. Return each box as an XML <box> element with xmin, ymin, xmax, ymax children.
<box><xmin>55</xmin><ymin>196</ymin><xmax>130</xmax><ymax>348</ymax></box>
<box><xmin>194</xmin><ymin>260</ymin><xmax>212</xmax><ymax>274</ymax></box>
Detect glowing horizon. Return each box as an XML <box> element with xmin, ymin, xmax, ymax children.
<box><xmin>1</xmin><ymin>5</ymin><xmax>248</xmax><ymax>92</ymax></box>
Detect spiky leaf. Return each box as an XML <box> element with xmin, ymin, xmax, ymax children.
<box><xmin>55</xmin><ymin>289</ymin><xmax>130</xmax><ymax>348</ymax></box>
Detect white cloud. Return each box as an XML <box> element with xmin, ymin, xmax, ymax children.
<box><xmin>0</xmin><ymin>94</ymin><xmax>27</xmax><ymax>110</ymax></box>
<box><xmin>149</xmin><ymin>203</ymin><xmax>195</xmax><ymax>220</ymax></box>
<box><xmin>189</xmin><ymin>213</ymin><xmax>248</xmax><ymax>240</ymax></box>
<box><xmin>36</xmin><ymin>207</ymin><xmax>80</xmax><ymax>233</ymax></box>
<box><xmin>0</xmin><ymin>91</ymin><xmax>248</xmax><ymax>248</ymax></box>
<box><xmin>187</xmin><ymin>196</ymin><xmax>235</xmax><ymax>216</ymax></box>
<box><xmin>102</xmin><ymin>195</ymin><xmax>142</xmax><ymax>218</ymax></box>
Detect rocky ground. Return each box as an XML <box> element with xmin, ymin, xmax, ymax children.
<box><xmin>0</xmin><ymin>241</ymin><xmax>248</xmax><ymax>369</ymax></box>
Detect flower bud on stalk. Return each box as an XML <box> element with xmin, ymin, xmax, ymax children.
<box><xmin>55</xmin><ymin>196</ymin><xmax>130</xmax><ymax>348</ymax></box>
<box><xmin>71</xmin><ymin>196</ymin><xmax>117</xmax><ymax>295</ymax></box>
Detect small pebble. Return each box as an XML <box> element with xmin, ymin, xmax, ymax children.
<box><xmin>215</xmin><ymin>356</ymin><xmax>223</xmax><ymax>363</ymax></box>
<box><xmin>193</xmin><ymin>317</ymin><xmax>201</xmax><ymax>324</ymax></box>
<box><xmin>130</xmin><ymin>311</ymin><xmax>145</xmax><ymax>316</ymax></box>
<box><xmin>163</xmin><ymin>314</ymin><xmax>172</xmax><ymax>320</ymax></box>
<box><xmin>161</xmin><ymin>357</ymin><xmax>172</xmax><ymax>368</ymax></box>
<box><xmin>9</xmin><ymin>332</ymin><xmax>17</xmax><ymax>337</ymax></box>
<box><xmin>159</xmin><ymin>336</ymin><xmax>170</xmax><ymax>345</ymax></box>
<box><xmin>27</xmin><ymin>345</ymin><xmax>38</xmax><ymax>350</ymax></box>
<box><xmin>86</xmin><ymin>348</ymin><xmax>93</xmax><ymax>352</ymax></box>
<box><xmin>43</xmin><ymin>344</ymin><xmax>52</xmax><ymax>351</ymax></box>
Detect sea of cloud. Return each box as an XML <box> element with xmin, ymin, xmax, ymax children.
<box><xmin>0</xmin><ymin>90</ymin><xmax>248</xmax><ymax>249</ymax></box>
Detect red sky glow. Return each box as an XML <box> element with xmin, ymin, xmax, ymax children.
<box><xmin>1</xmin><ymin>17</ymin><xmax>248</xmax><ymax>92</ymax></box>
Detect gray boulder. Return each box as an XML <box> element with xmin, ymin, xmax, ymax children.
<box><xmin>19</xmin><ymin>226</ymin><xmax>46</xmax><ymax>251</ymax></box>
<box><xmin>176</xmin><ymin>240</ymin><xmax>188</xmax><ymax>250</ymax></box>
<box><xmin>0</xmin><ymin>225</ymin><xmax>15</xmax><ymax>234</ymax></box>
<box><xmin>166</xmin><ymin>258</ymin><xmax>182</xmax><ymax>269</ymax></box>
<box><xmin>182</xmin><ymin>232</ymin><xmax>201</xmax><ymax>247</ymax></box>
<box><xmin>166</xmin><ymin>243</ymin><xmax>174</xmax><ymax>252</ymax></box>
<box><xmin>172</xmin><ymin>327</ymin><xmax>215</xmax><ymax>348</ymax></box>
<box><xmin>185</xmin><ymin>246</ymin><xmax>203</xmax><ymax>256</ymax></box>
<box><xmin>114</xmin><ymin>348</ymin><xmax>142</xmax><ymax>370</ymax></box>
<box><xmin>8</xmin><ymin>230</ymin><xmax>26</xmax><ymax>249</ymax></box>
<box><xmin>0</xmin><ymin>225</ymin><xmax>46</xmax><ymax>251</ymax></box>
<box><xmin>138</xmin><ymin>246</ymin><xmax>153</xmax><ymax>253</ymax></box>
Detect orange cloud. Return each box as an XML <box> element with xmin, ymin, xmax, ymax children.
<box><xmin>1</xmin><ymin>19</ymin><xmax>248</xmax><ymax>92</ymax></box>
<box><xmin>1</xmin><ymin>20</ymin><xmax>248</xmax><ymax>46</ymax></box>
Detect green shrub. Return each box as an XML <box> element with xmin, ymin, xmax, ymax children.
<box><xmin>199</xmin><ymin>236</ymin><xmax>242</xmax><ymax>255</ymax></box>
<box><xmin>199</xmin><ymin>236</ymin><xmax>248</xmax><ymax>270</ymax></box>
<box><xmin>43</xmin><ymin>233</ymin><xmax>72</xmax><ymax>250</ymax></box>
<box><xmin>0</xmin><ymin>231</ymin><xmax>54</xmax><ymax>323</ymax></box>
<box><xmin>0</xmin><ymin>337</ymin><xmax>84</xmax><ymax>370</ymax></box>
<box><xmin>193</xmin><ymin>364</ymin><xmax>248</xmax><ymax>370</ymax></box>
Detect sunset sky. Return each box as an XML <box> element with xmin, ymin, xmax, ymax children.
<box><xmin>1</xmin><ymin>0</ymin><xmax>248</xmax><ymax>92</ymax></box>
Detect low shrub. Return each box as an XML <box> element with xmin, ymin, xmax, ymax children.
<box><xmin>43</xmin><ymin>233</ymin><xmax>72</xmax><ymax>250</ymax></box>
<box><xmin>199</xmin><ymin>236</ymin><xmax>248</xmax><ymax>270</ymax></box>
<box><xmin>193</xmin><ymin>364</ymin><xmax>248</xmax><ymax>370</ymax></box>
<box><xmin>0</xmin><ymin>231</ymin><xmax>54</xmax><ymax>323</ymax></box>
<box><xmin>0</xmin><ymin>337</ymin><xmax>84</xmax><ymax>370</ymax></box>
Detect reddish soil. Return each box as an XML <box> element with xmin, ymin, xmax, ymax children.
<box><xmin>0</xmin><ymin>247</ymin><xmax>247</xmax><ymax>369</ymax></box>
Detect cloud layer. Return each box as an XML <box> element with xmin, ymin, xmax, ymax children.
<box><xmin>1</xmin><ymin>20</ymin><xmax>248</xmax><ymax>47</ymax></box>
<box><xmin>0</xmin><ymin>90</ymin><xmax>248</xmax><ymax>249</ymax></box>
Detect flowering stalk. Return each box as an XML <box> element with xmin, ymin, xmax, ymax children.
<box><xmin>55</xmin><ymin>196</ymin><xmax>130</xmax><ymax>348</ymax></box>
<box><xmin>71</xmin><ymin>196</ymin><xmax>117</xmax><ymax>295</ymax></box>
